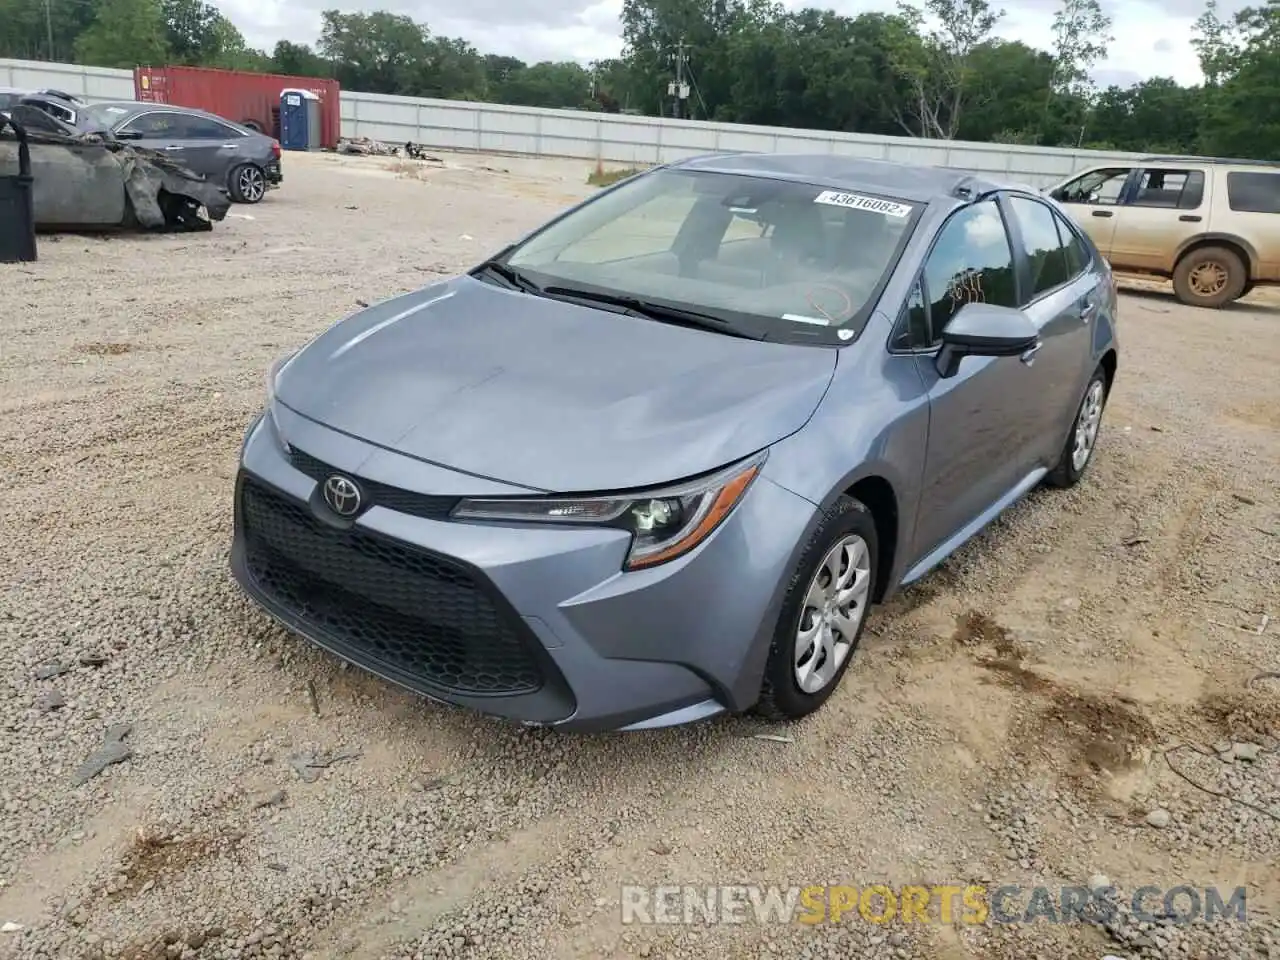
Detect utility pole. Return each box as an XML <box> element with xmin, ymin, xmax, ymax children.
<box><xmin>666</xmin><ymin>39</ymin><xmax>690</xmax><ymax>120</ymax></box>
<box><xmin>44</xmin><ymin>0</ymin><xmax>54</xmax><ymax>61</ymax></box>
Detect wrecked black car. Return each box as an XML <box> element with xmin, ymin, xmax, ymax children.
<box><xmin>0</xmin><ymin>106</ymin><xmax>231</xmax><ymax>233</ymax></box>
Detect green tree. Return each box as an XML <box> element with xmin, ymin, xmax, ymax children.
<box><xmin>1198</xmin><ymin>0</ymin><xmax>1280</xmax><ymax>157</ymax></box>
<box><xmin>958</xmin><ymin>40</ymin><xmax>1055</xmax><ymax>143</ymax></box>
<box><xmin>889</xmin><ymin>0</ymin><xmax>1003</xmax><ymax>138</ymax></box>
<box><xmin>74</xmin><ymin>0</ymin><xmax>169</xmax><ymax>68</ymax></box>
<box><xmin>1191</xmin><ymin>0</ymin><xmax>1239</xmax><ymax>87</ymax></box>
<box><xmin>0</xmin><ymin>0</ymin><xmax>95</xmax><ymax>60</ymax></box>
<box><xmin>271</xmin><ymin>40</ymin><xmax>332</xmax><ymax>77</ymax></box>
<box><xmin>317</xmin><ymin>9</ymin><xmax>430</xmax><ymax>94</ymax></box>
<box><xmin>1042</xmin><ymin>0</ymin><xmax>1112</xmax><ymax>142</ymax></box>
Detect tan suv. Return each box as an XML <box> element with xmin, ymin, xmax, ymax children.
<box><xmin>1046</xmin><ymin>156</ymin><xmax>1280</xmax><ymax>308</ymax></box>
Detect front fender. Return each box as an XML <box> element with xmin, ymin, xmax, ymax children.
<box><xmin>760</xmin><ymin>344</ymin><xmax>929</xmax><ymax>599</ymax></box>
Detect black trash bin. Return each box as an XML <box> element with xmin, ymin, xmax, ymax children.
<box><xmin>0</xmin><ymin>115</ymin><xmax>37</xmax><ymax>264</ymax></box>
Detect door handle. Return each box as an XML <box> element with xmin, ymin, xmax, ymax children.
<box><xmin>1020</xmin><ymin>341</ymin><xmax>1043</xmax><ymax>365</ymax></box>
<box><xmin>162</xmin><ymin>145</ymin><xmax>184</xmax><ymax>151</ymax></box>
<box><xmin>1091</xmin><ymin>210</ymin><xmax>1113</xmax><ymax>218</ymax></box>
<box><xmin>1080</xmin><ymin>302</ymin><xmax>1098</xmax><ymax>324</ymax></box>
<box><xmin>1179</xmin><ymin>214</ymin><xmax>1202</xmax><ymax>222</ymax></box>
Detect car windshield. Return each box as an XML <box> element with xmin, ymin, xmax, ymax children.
<box><xmin>79</xmin><ymin>103</ymin><xmax>133</xmax><ymax>128</ymax></box>
<box><xmin>502</xmin><ymin>167</ymin><xmax>920</xmax><ymax>341</ymax></box>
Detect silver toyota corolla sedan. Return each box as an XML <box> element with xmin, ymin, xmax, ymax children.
<box><xmin>230</xmin><ymin>153</ymin><xmax>1119</xmax><ymax>732</ymax></box>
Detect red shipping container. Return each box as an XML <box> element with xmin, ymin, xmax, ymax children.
<box><xmin>133</xmin><ymin>65</ymin><xmax>341</xmax><ymax>150</ymax></box>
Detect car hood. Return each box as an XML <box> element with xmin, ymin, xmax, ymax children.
<box><xmin>275</xmin><ymin>275</ymin><xmax>837</xmax><ymax>492</ymax></box>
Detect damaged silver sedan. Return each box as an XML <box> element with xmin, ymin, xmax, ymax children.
<box><xmin>0</xmin><ymin>106</ymin><xmax>230</xmax><ymax>233</ymax></box>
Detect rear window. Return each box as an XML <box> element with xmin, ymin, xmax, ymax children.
<box><xmin>1226</xmin><ymin>171</ymin><xmax>1280</xmax><ymax>214</ymax></box>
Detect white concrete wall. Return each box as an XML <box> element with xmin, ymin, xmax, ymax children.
<box><xmin>1</xmin><ymin>57</ymin><xmax>134</xmax><ymax>102</ymax></box>
<box><xmin>4</xmin><ymin>56</ymin><xmax>1148</xmax><ymax>186</ymax></box>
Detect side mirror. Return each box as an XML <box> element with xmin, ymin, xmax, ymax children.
<box><xmin>936</xmin><ymin>303</ymin><xmax>1039</xmax><ymax>379</ymax></box>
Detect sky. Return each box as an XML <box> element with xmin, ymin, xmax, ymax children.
<box><xmin>214</xmin><ymin>0</ymin><xmax>1217</xmax><ymax>90</ymax></box>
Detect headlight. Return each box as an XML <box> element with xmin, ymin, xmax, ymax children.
<box><xmin>452</xmin><ymin>451</ymin><xmax>766</xmax><ymax>571</ymax></box>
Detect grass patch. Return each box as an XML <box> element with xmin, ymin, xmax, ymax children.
<box><xmin>587</xmin><ymin>166</ymin><xmax>644</xmax><ymax>187</ymax></box>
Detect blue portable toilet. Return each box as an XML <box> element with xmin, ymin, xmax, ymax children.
<box><xmin>279</xmin><ymin>88</ymin><xmax>321</xmax><ymax>151</ymax></box>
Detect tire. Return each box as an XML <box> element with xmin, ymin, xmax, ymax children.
<box><xmin>754</xmin><ymin>495</ymin><xmax>878</xmax><ymax>721</ymax></box>
<box><xmin>228</xmin><ymin>163</ymin><xmax>267</xmax><ymax>204</ymax></box>
<box><xmin>1172</xmin><ymin>245</ymin><xmax>1246</xmax><ymax>308</ymax></box>
<box><xmin>1045</xmin><ymin>364</ymin><xmax>1108</xmax><ymax>489</ymax></box>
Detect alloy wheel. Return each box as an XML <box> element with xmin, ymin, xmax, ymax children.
<box><xmin>238</xmin><ymin>166</ymin><xmax>265</xmax><ymax>203</ymax></box>
<box><xmin>1188</xmin><ymin>260</ymin><xmax>1228</xmax><ymax>298</ymax></box>
<box><xmin>1071</xmin><ymin>379</ymin><xmax>1105</xmax><ymax>472</ymax></box>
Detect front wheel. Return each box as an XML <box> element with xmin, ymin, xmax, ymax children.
<box><xmin>228</xmin><ymin>163</ymin><xmax>267</xmax><ymax>204</ymax></box>
<box><xmin>1045</xmin><ymin>365</ymin><xmax>1107</xmax><ymax>489</ymax></box>
<box><xmin>754</xmin><ymin>495</ymin><xmax>878</xmax><ymax>721</ymax></box>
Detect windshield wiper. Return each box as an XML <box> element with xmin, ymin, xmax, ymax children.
<box><xmin>540</xmin><ymin>286</ymin><xmax>762</xmax><ymax>340</ymax></box>
<box><xmin>473</xmin><ymin>260</ymin><xmax>543</xmax><ymax>295</ymax></box>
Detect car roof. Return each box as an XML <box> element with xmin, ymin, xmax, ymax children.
<box><xmin>668</xmin><ymin>152</ymin><xmax>1010</xmax><ymax>206</ymax></box>
<box><xmin>85</xmin><ymin>100</ymin><xmax>231</xmax><ymax>123</ymax></box>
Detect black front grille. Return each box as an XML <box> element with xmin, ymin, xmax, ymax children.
<box><xmin>288</xmin><ymin>448</ymin><xmax>458</xmax><ymax>521</ymax></box>
<box><xmin>239</xmin><ymin>477</ymin><xmax>544</xmax><ymax>696</ymax></box>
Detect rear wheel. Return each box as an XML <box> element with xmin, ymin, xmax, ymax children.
<box><xmin>228</xmin><ymin>163</ymin><xmax>266</xmax><ymax>204</ymax></box>
<box><xmin>1172</xmin><ymin>245</ymin><xmax>1246</xmax><ymax>308</ymax></box>
<box><xmin>1045</xmin><ymin>365</ymin><xmax>1107</xmax><ymax>489</ymax></box>
<box><xmin>755</xmin><ymin>495</ymin><xmax>878</xmax><ymax>721</ymax></box>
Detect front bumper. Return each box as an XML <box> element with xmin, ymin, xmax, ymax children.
<box><xmin>229</xmin><ymin>409</ymin><xmax>819</xmax><ymax>732</ymax></box>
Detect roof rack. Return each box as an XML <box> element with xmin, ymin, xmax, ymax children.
<box><xmin>1141</xmin><ymin>155</ymin><xmax>1280</xmax><ymax>168</ymax></box>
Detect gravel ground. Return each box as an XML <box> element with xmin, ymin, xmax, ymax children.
<box><xmin>1</xmin><ymin>149</ymin><xmax>1278</xmax><ymax>960</ymax></box>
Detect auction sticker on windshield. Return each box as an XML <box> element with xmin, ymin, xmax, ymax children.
<box><xmin>813</xmin><ymin>191</ymin><xmax>912</xmax><ymax>218</ymax></box>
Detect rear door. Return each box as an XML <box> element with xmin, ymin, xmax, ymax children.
<box><xmin>1002</xmin><ymin>194</ymin><xmax>1100</xmax><ymax>461</ymax></box>
<box><xmin>1107</xmin><ymin>165</ymin><xmax>1209</xmax><ymax>273</ymax></box>
<box><xmin>1050</xmin><ymin>166</ymin><xmax>1134</xmax><ymax>259</ymax></box>
<box><xmin>1218</xmin><ymin>169</ymin><xmax>1280</xmax><ymax>282</ymax></box>
<box><xmin>171</xmin><ymin>112</ymin><xmax>248</xmax><ymax>183</ymax></box>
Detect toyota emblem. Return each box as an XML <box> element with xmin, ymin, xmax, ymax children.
<box><xmin>323</xmin><ymin>475</ymin><xmax>362</xmax><ymax>517</ymax></box>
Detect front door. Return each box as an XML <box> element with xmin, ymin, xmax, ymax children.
<box><xmin>905</xmin><ymin>198</ymin><xmax>1047</xmax><ymax>564</ymax></box>
<box><xmin>114</xmin><ymin>109</ymin><xmax>192</xmax><ymax>165</ymax></box>
<box><xmin>1050</xmin><ymin>166</ymin><xmax>1133</xmax><ymax>259</ymax></box>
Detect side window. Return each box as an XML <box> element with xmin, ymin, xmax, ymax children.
<box><xmin>891</xmin><ymin>280</ymin><xmax>929</xmax><ymax>351</ymax></box>
<box><xmin>181</xmin><ymin>115</ymin><xmax>239</xmax><ymax>139</ymax></box>
<box><xmin>1130</xmin><ymin>168</ymin><xmax>1204</xmax><ymax>209</ymax></box>
<box><xmin>1056</xmin><ymin>168</ymin><xmax>1131</xmax><ymax>206</ymax></box>
<box><xmin>1226</xmin><ymin>171</ymin><xmax>1280</xmax><ymax>213</ymax></box>
<box><xmin>1008</xmin><ymin>197</ymin><xmax>1071</xmax><ymax>301</ymax></box>
<box><xmin>920</xmin><ymin>199</ymin><xmax>1017</xmax><ymax>345</ymax></box>
<box><xmin>119</xmin><ymin>112</ymin><xmax>180</xmax><ymax>137</ymax></box>
<box><xmin>1054</xmin><ymin>210</ymin><xmax>1091</xmax><ymax>277</ymax></box>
